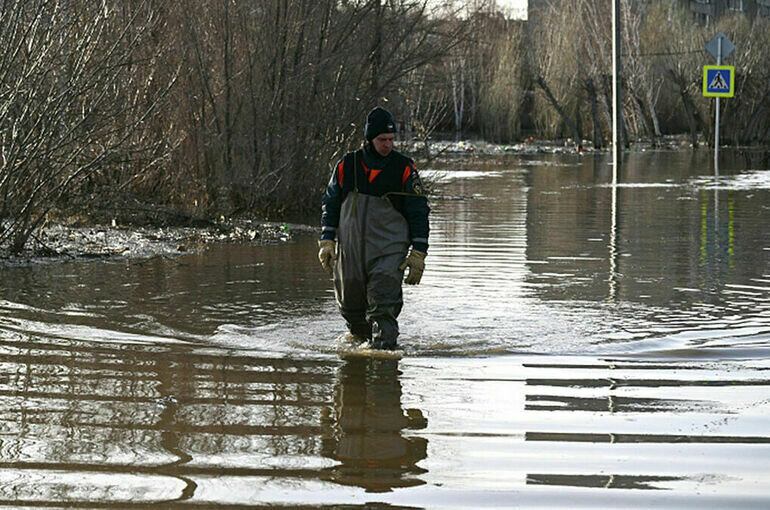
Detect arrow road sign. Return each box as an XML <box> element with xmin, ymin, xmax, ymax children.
<box><xmin>703</xmin><ymin>65</ymin><xmax>734</xmax><ymax>97</ymax></box>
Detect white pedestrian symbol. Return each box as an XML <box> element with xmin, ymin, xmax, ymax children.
<box><xmin>709</xmin><ymin>71</ymin><xmax>728</xmax><ymax>90</ymax></box>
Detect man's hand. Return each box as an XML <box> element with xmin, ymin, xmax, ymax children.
<box><xmin>317</xmin><ymin>240</ymin><xmax>336</xmax><ymax>276</ymax></box>
<box><xmin>399</xmin><ymin>250</ymin><xmax>426</xmax><ymax>285</ymax></box>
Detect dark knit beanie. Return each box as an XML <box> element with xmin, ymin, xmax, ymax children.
<box><xmin>364</xmin><ymin>107</ymin><xmax>397</xmax><ymax>141</ymax></box>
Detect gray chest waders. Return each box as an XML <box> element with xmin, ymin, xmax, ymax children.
<box><xmin>333</xmin><ymin>190</ymin><xmax>410</xmax><ymax>345</ymax></box>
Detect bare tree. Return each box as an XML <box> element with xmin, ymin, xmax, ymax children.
<box><xmin>403</xmin><ymin>66</ymin><xmax>448</xmax><ymax>161</ymax></box>
<box><xmin>716</xmin><ymin>13</ymin><xmax>770</xmax><ymax>145</ymax></box>
<box><xmin>446</xmin><ymin>47</ymin><xmax>467</xmax><ymax>139</ymax></box>
<box><xmin>528</xmin><ymin>0</ymin><xmax>582</xmax><ymax>145</ymax></box>
<box><xmin>160</xmin><ymin>0</ymin><xmax>468</xmax><ymax>218</ymax></box>
<box><xmin>657</xmin><ymin>3</ymin><xmax>708</xmax><ymax>148</ymax></box>
<box><xmin>623</xmin><ymin>0</ymin><xmax>663</xmax><ymax>145</ymax></box>
<box><xmin>0</xmin><ymin>0</ymin><xmax>177</xmax><ymax>253</ymax></box>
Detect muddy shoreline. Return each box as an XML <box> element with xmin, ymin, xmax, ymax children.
<box><xmin>0</xmin><ymin>219</ymin><xmax>314</xmax><ymax>267</ymax></box>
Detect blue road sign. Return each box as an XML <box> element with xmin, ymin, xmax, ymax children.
<box><xmin>703</xmin><ymin>65</ymin><xmax>734</xmax><ymax>97</ymax></box>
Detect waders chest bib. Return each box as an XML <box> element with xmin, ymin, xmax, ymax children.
<box><xmin>334</xmin><ymin>192</ymin><xmax>410</xmax><ymax>345</ymax></box>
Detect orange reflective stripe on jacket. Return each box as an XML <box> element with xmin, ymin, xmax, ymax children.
<box><xmin>401</xmin><ymin>165</ymin><xmax>412</xmax><ymax>188</ymax></box>
<box><xmin>360</xmin><ymin>159</ymin><xmax>382</xmax><ymax>183</ymax></box>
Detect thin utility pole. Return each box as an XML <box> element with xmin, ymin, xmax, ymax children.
<box><xmin>612</xmin><ymin>0</ymin><xmax>623</xmax><ymax>184</ymax></box>
<box><xmin>609</xmin><ymin>0</ymin><xmax>622</xmax><ymax>300</ymax></box>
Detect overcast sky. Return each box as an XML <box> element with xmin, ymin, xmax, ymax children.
<box><xmin>497</xmin><ymin>0</ymin><xmax>528</xmax><ymax>19</ymax></box>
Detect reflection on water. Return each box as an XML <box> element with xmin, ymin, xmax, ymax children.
<box><xmin>2</xmin><ymin>333</ymin><xmax>768</xmax><ymax>507</ymax></box>
<box><xmin>410</xmin><ymin>150</ymin><xmax>769</xmax><ymax>357</ymax></box>
<box><xmin>0</xmin><ymin>150</ymin><xmax>768</xmax><ymax>358</ymax></box>
<box><xmin>320</xmin><ymin>358</ymin><xmax>428</xmax><ymax>492</ymax></box>
<box><xmin>0</xmin><ymin>333</ymin><xmax>337</xmax><ymax>506</ymax></box>
<box><xmin>0</xmin><ymin>330</ymin><xmax>431</xmax><ymax>506</ymax></box>
<box><xmin>0</xmin><ymin>149</ymin><xmax>769</xmax><ymax>507</ymax></box>
<box><xmin>526</xmin><ymin>473</ymin><xmax>684</xmax><ymax>491</ymax></box>
<box><xmin>410</xmin><ymin>355</ymin><xmax>770</xmax><ymax>508</ymax></box>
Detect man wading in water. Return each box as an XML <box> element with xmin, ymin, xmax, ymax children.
<box><xmin>318</xmin><ymin>106</ymin><xmax>430</xmax><ymax>351</ymax></box>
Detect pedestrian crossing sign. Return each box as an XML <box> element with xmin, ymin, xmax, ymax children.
<box><xmin>703</xmin><ymin>65</ymin><xmax>734</xmax><ymax>97</ymax></box>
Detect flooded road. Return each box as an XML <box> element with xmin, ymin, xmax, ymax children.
<box><xmin>0</xmin><ymin>150</ymin><xmax>768</xmax><ymax>508</ymax></box>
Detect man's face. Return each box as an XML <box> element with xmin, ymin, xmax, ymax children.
<box><xmin>372</xmin><ymin>133</ymin><xmax>394</xmax><ymax>157</ymax></box>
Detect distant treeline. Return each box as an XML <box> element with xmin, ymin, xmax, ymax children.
<box><xmin>1</xmin><ymin>0</ymin><xmax>768</xmax><ymax>253</ymax></box>
<box><xmin>524</xmin><ymin>1</ymin><xmax>770</xmax><ymax>151</ymax></box>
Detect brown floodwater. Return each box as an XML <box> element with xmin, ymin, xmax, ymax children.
<box><xmin>0</xmin><ymin>150</ymin><xmax>768</xmax><ymax>508</ymax></box>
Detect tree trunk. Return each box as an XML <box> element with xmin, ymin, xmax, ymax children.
<box><xmin>585</xmin><ymin>78</ymin><xmax>603</xmax><ymax>149</ymax></box>
<box><xmin>370</xmin><ymin>0</ymin><xmax>383</xmax><ymax>96</ymax></box>
<box><xmin>451</xmin><ymin>59</ymin><xmax>465</xmax><ymax>140</ymax></box>
<box><xmin>681</xmin><ymin>90</ymin><xmax>699</xmax><ymax>148</ymax></box>
<box><xmin>536</xmin><ymin>75</ymin><xmax>581</xmax><ymax>147</ymax></box>
<box><xmin>631</xmin><ymin>92</ymin><xmax>655</xmax><ymax>144</ymax></box>
<box><xmin>644</xmin><ymin>84</ymin><xmax>663</xmax><ymax>147</ymax></box>
<box><xmin>744</xmin><ymin>88</ymin><xmax>770</xmax><ymax>144</ymax></box>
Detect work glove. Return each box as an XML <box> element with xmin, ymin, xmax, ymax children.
<box><xmin>399</xmin><ymin>250</ymin><xmax>426</xmax><ymax>285</ymax></box>
<box><xmin>317</xmin><ymin>239</ymin><xmax>336</xmax><ymax>276</ymax></box>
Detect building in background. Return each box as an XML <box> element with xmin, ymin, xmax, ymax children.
<box><xmin>688</xmin><ymin>0</ymin><xmax>770</xmax><ymax>25</ymax></box>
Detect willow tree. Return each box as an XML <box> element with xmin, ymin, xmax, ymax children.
<box><xmin>479</xmin><ymin>18</ymin><xmax>524</xmax><ymax>143</ymax></box>
<box><xmin>714</xmin><ymin>13</ymin><xmax>770</xmax><ymax>145</ymax></box>
<box><xmin>527</xmin><ymin>0</ymin><xmax>583</xmax><ymax>144</ymax></box>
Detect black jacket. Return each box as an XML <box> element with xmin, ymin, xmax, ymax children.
<box><xmin>321</xmin><ymin>145</ymin><xmax>429</xmax><ymax>253</ymax></box>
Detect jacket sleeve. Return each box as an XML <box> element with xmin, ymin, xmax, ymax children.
<box><xmin>401</xmin><ymin>161</ymin><xmax>430</xmax><ymax>253</ymax></box>
<box><xmin>321</xmin><ymin>159</ymin><xmax>345</xmax><ymax>240</ymax></box>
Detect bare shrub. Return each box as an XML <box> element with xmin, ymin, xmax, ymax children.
<box><xmin>0</xmin><ymin>0</ymin><xmax>176</xmax><ymax>253</ymax></box>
